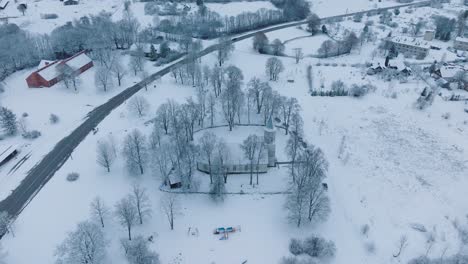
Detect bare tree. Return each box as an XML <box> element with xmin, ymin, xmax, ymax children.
<box><xmin>97</xmin><ymin>140</ymin><xmax>116</xmax><ymax>172</ymax></box>
<box><xmin>123</xmin><ymin>129</ymin><xmax>148</xmax><ymax>175</ymax></box>
<box><xmin>265</xmin><ymin>57</ymin><xmax>284</xmax><ymax>81</ymax></box>
<box><xmin>209</xmin><ymin>156</ymin><xmax>226</xmax><ymax>202</ymax></box>
<box><xmin>111</xmin><ymin>57</ymin><xmax>127</xmax><ymax>86</ymax></box>
<box><xmin>58</xmin><ymin>65</ymin><xmax>81</xmax><ymax>91</ymax></box>
<box><xmin>217</xmin><ymin>36</ymin><xmax>234</xmax><ymax>67</ymax></box>
<box><xmin>132</xmin><ymin>184</ymin><xmax>151</xmax><ymax>225</ymax></box>
<box><xmin>123</xmin><ymin>235</ymin><xmax>161</xmax><ymax>264</ymax></box>
<box><xmin>55</xmin><ymin>221</ymin><xmax>107</xmax><ymax>264</ymax></box>
<box><xmin>215</xmin><ymin>140</ymin><xmax>230</xmax><ymax>184</ymax></box>
<box><xmin>90</xmin><ymin>197</ymin><xmax>110</xmax><ymax>228</ymax></box>
<box><xmin>153</xmin><ymin>141</ymin><xmax>173</xmax><ymax>185</ymax></box>
<box><xmin>207</xmin><ymin>92</ymin><xmax>216</xmax><ymax>127</ymax></box>
<box><xmin>293</xmin><ymin>48</ymin><xmax>304</xmax><ymax>64</ymax></box>
<box><xmin>115</xmin><ymin>195</ymin><xmax>138</xmax><ymax>240</ymax></box>
<box><xmin>140</xmin><ymin>71</ymin><xmax>150</xmax><ymax>91</ymax></box>
<box><xmin>160</xmin><ymin>193</ymin><xmax>180</xmax><ymax>230</ymax></box>
<box><xmin>210</xmin><ymin>65</ymin><xmax>224</xmax><ymax>97</ymax></box>
<box><xmin>156</xmin><ymin>102</ymin><xmax>171</xmax><ymax>134</ymax></box>
<box><xmin>130</xmin><ymin>54</ymin><xmax>144</xmax><ymax>76</ymax></box>
<box><xmin>240</xmin><ymin>134</ymin><xmax>261</xmax><ymax>186</ymax></box>
<box><xmin>95</xmin><ymin>66</ymin><xmax>113</xmax><ymax>92</ymax></box>
<box><xmin>280</xmin><ymin>97</ymin><xmax>301</xmax><ymax>135</ymax></box>
<box><xmin>285</xmin><ymin>145</ymin><xmax>329</xmax><ymax>227</ymax></box>
<box><xmin>198</xmin><ymin>132</ymin><xmax>217</xmax><ymax>184</ymax></box>
<box><xmin>128</xmin><ymin>96</ymin><xmax>150</xmax><ymax>117</ymax></box>
<box><xmin>221</xmin><ymin>70</ymin><xmax>244</xmax><ymax>130</ymax></box>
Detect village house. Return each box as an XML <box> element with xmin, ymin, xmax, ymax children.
<box><xmin>26</xmin><ymin>51</ymin><xmax>93</xmax><ymax>88</ymax></box>
<box><xmin>454</xmin><ymin>37</ymin><xmax>468</xmax><ymax>51</ymax></box>
<box><xmin>431</xmin><ymin>63</ymin><xmax>468</xmax><ymax>90</ymax></box>
<box><xmin>386</xmin><ymin>36</ymin><xmax>430</xmax><ymax>59</ymax></box>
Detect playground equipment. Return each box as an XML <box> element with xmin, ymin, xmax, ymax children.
<box><xmin>213</xmin><ymin>226</ymin><xmax>241</xmax><ymax>240</ymax></box>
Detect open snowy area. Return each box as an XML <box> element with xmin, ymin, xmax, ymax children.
<box><xmin>1</xmin><ymin>0</ymin><xmax>468</xmax><ymax>264</ymax></box>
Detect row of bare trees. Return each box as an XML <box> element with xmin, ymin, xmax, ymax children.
<box><xmin>55</xmin><ymin>184</ymin><xmax>180</xmax><ymax>264</ymax></box>
<box><xmin>284</xmin><ymin>112</ymin><xmax>331</xmax><ymax>228</ymax></box>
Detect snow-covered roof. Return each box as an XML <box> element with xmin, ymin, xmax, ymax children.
<box><xmin>388</xmin><ymin>36</ymin><xmax>430</xmax><ymax>49</ymax></box>
<box><xmin>440</xmin><ymin>64</ymin><xmax>466</xmax><ymax>78</ymax></box>
<box><xmin>37</xmin><ymin>61</ymin><xmax>60</xmax><ymax>81</ymax></box>
<box><xmin>63</xmin><ymin>52</ymin><xmax>92</xmax><ymax>71</ymax></box>
<box><xmin>0</xmin><ymin>145</ymin><xmax>17</xmax><ymax>163</ymax></box>
<box><xmin>455</xmin><ymin>37</ymin><xmax>468</xmax><ymax>43</ymax></box>
<box><xmin>37</xmin><ymin>60</ymin><xmax>55</xmax><ymax>70</ymax></box>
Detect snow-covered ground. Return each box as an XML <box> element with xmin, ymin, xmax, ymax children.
<box><xmin>3</xmin><ymin>21</ymin><xmax>468</xmax><ymax>264</ymax></box>
<box><xmin>2</xmin><ymin>1</ymin><xmax>468</xmax><ymax>264</ymax></box>
<box><xmin>205</xmin><ymin>1</ymin><xmax>277</xmax><ymax>16</ymax></box>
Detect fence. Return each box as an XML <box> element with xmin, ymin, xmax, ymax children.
<box><xmin>197</xmin><ymin>162</ymin><xmax>268</xmax><ymax>174</ymax></box>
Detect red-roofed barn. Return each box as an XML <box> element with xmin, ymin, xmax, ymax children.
<box><xmin>26</xmin><ymin>51</ymin><xmax>93</xmax><ymax>88</ymax></box>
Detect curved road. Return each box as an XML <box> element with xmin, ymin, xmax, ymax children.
<box><xmin>0</xmin><ymin>0</ymin><xmax>430</xmax><ymax>236</ymax></box>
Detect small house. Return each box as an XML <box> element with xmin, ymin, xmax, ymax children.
<box><xmin>454</xmin><ymin>37</ymin><xmax>468</xmax><ymax>51</ymax></box>
<box><xmin>168</xmin><ymin>174</ymin><xmax>182</xmax><ymax>189</ymax></box>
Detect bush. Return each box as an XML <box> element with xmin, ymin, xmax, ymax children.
<box><xmin>349</xmin><ymin>84</ymin><xmax>368</xmax><ymax>97</ymax></box>
<box><xmin>67</xmin><ymin>172</ymin><xmax>80</xmax><ymax>182</ymax></box>
<box><xmin>289</xmin><ymin>238</ymin><xmax>304</xmax><ymax>256</ymax></box>
<box><xmin>49</xmin><ymin>113</ymin><xmax>59</xmax><ymax>124</ymax></box>
<box><xmin>361</xmin><ymin>224</ymin><xmax>370</xmax><ymax>236</ymax></box>
<box><xmin>302</xmin><ymin>236</ymin><xmax>336</xmax><ymax>259</ymax></box>
<box><xmin>22</xmin><ymin>112</ymin><xmax>28</xmax><ymax>117</ymax></box>
<box><xmin>22</xmin><ymin>130</ymin><xmax>41</xmax><ymax>139</ymax></box>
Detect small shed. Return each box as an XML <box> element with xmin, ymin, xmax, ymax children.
<box><xmin>168</xmin><ymin>174</ymin><xmax>182</xmax><ymax>189</ymax></box>
<box><xmin>0</xmin><ymin>145</ymin><xmax>18</xmax><ymax>167</ymax></box>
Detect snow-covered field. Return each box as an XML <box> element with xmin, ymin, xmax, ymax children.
<box><xmin>2</xmin><ymin>0</ymin><xmax>468</xmax><ymax>264</ymax></box>
<box><xmin>3</xmin><ymin>25</ymin><xmax>468</xmax><ymax>264</ymax></box>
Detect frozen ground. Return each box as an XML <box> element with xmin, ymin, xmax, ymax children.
<box><xmin>3</xmin><ymin>27</ymin><xmax>468</xmax><ymax>264</ymax></box>
<box><xmin>0</xmin><ymin>54</ymin><xmax>159</xmax><ymax>201</ymax></box>
<box><xmin>2</xmin><ymin>1</ymin><xmax>468</xmax><ymax>264</ymax></box>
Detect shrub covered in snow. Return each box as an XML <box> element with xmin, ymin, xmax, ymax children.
<box><xmin>349</xmin><ymin>84</ymin><xmax>375</xmax><ymax>98</ymax></box>
<box><xmin>50</xmin><ymin>114</ymin><xmax>60</xmax><ymax>124</ymax></box>
<box><xmin>67</xmin><ymin>172</ymin><xmax>80</xmax><ymax>182</ymax></box>
<box><xmin>22</xmin><ymin>130</ymin><xmax>41</xmax><ymax>139</ymax></box>
<box><xmin>302</xmin><ymin>236</ymin><xmax>336</xmax><ymax>259</ymax></box>
<box><xmin>289</xmin><ymin>238</ymin><xmax>304</xmax><ymax>256</ymax></box>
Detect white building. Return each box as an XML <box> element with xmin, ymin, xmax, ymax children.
<box><xmin>386</xmin><ymin>36</ymin><xmax>430</xmax><ymax>59</ymax></box>
<box><xmin>454</xmin><ymin>37</ymin><xmax>468</xmax><ymax>51</ymax></box>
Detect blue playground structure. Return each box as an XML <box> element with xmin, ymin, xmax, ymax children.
<box><xmin>213</xmin><ymin>226</ymin><xmax>240</xmax><ymax>240</ymax></box>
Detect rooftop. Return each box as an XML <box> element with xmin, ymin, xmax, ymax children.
<box><xmin>388</xmin><ymin>36</ymin><xmax>430</xmax><ymax>49</ymax></box>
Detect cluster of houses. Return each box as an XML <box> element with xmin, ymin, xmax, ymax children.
<box><xmin>430</xmin><ymin>63</ymin><xmax>468</xmax><ymax>90</ymax></box>
<box><xmin>26</xmin><ymin>51</ymin><xmax>93</xmax><ymax>88</ymax></box>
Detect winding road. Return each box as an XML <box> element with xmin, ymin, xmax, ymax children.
<box><xmin>0</xmin><ymin>0</ymin><xmax>430</xmax><ymax>237</ymax></box>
